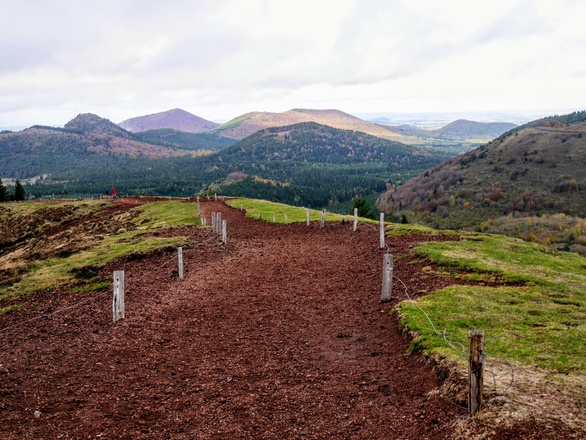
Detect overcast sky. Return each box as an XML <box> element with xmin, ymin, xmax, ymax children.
<box><xmin>1</xmin><ymin>0</ymin><xmax>585</xmax><ymax>127</ymax></box>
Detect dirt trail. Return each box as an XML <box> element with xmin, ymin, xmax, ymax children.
<box><xmin>0</xmin><ymin>199</ymin><xmax>467</xmax><ymax>439</ymax></box>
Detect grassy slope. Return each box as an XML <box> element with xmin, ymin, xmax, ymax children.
<box><xmin>0</xmin><ymin>200</ymin><xmax>199</xmax><ymax>309</ymax></box>
<box><xmin>398</xmin><ymin>233</ymin><xmax>586</xmax><ymax>373</ymax></box>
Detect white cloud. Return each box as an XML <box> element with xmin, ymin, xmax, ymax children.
<box><xmin>0</xmin><ymin>0</ymin><xmax>584</xmax><ymax>126</ymax></box>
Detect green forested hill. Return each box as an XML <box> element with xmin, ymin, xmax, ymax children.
<box><xmin>16</xmin><ymin>121</ymin><xmax>450</xmax><ymax>209</ymax></box>
<box><xmin>376</xmin><ymin>111</ymin><xmax>586</xmax><ymax>229</ymax></box>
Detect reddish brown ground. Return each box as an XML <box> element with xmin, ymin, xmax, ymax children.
<box><xmin>0</xmin><ymin>199</ymin><xmax>561</xmax><ymax>439</ymax></box>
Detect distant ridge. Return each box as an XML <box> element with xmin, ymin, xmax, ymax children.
<box><xmin>119</xmin><ymin>108</ymin><xmax>219</xmax><ymax>133</ymax></box>
<box><xmin>212</xmin><ymin>108</ymin><xmax>411</xmax><ymax>142</ymax></box>
<box><xmin>391</xmin><ymin>119</ymin><xmax>517</xmax><ymax>140</ymax></box>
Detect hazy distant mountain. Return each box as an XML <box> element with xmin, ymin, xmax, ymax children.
<box><xmin>211</xmin><ymin>108</ymin><xmax>413</xmax><ymax>142</ymax></box>
<box><xmin>391</xmin><ymin>119</ymin><xmax>517</xmax><ymax>140</ymax></box>
<box><xmin>429</xmin><ymin>119</ymin><xmax>518</xmax><ymax>139</ymax></box>
<box><xmin>65</xmin><ymin>113</ymin><xmax>135</xmax><ymax>138</ymax></box>
<box><xmin>119</xmin><ymin>108</ymin><xmax>220</xmax><ymax>133</ymax></box>
<box><xmin>376</xmin><ymin>111</ymin><xmax>586</xmax><ymax>229</ymax></box>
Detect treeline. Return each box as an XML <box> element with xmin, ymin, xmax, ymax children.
<box><xmin>0</xmin><ymin>180</ymin><xmax>25</xmax><ymax>202</ymax></box>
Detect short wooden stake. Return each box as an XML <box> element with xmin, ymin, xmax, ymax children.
<box><xmin>306</xmin><ymin>208</ymin><xmax>310</xmax><ymax>226</ymax></box>
<box><xmin>202</xmin><ymin>217</ymin><xmax>207</xmax><ymax>226</ymax></box>
<box><xmin>379</xmin><ymin>212</ymin><xmax>385</xmax><ymax>249</ymax></box>
<box><xmin>214</xmin><ymin>193</ymin><xmax>217</xmax><ymax>201</ymax></box>
<box><xmin>320</xmin><ymin>209</ymin><xmax>326</xmax><ymax>229</ymax></box>
<box><xmin>240</xmin><ymin>204</ymin><xmax>243</xmax><ymax>211</ymax></box>
<box><xmin>353</xmin><ymin>208</ymin><xmax>358</xmax><ymax>232</ymax></box>
<box><xmin>178</xmin><ymin>247</ymin><xmax>184</xmax><ymax>279</ymax></box>
<box><xmin>211</xmin><ymin>212</ymin><xmax>216</xmax><ymax>230</ymax></box>
<box><xmin>258</xmin><ymin>212</ymin><xmax>262</xmax><ymax>220</ymax></box>
<box><xmin>468</xmin><ymin>330</ymin><xmax>485</xmax><ymax>416</ymax></box>
<box><xmin>113</xmin><ymin>270</ymin><xmax>125</xmax><ymax>322</ymax></box>
<box><xmin>380</xmin><ymin>254</ymin><xmax>393</xmax><ymax>302</ymax></box>
<box><xmin>222</xmin><ymin>220</ymin><xmax>227</xmax><ymax>244</ymax></box>
<box><xmin>284</xmin><ymin>213</ymin><xmax>288</xmax><ymax>225</ymax></box>
<box><xmin>273</xmin><ymin>214</ymin><xmax>276</xmax><ymax>223</ymax></box>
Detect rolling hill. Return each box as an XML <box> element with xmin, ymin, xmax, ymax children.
<box><xmin>211</xmin><ymin>108</ymin><xmax>415</xmax><ymax>143</ymax></box>
<box><xmin>118</xmin><ymin>108</ymin><xmax>220</xmax><ymax>133</ymax></box>
<box><xmin>376</xmin><ymin>111</ymin><xmax>586</xmax><ymax>229</ymax></box>
<box><xmin>0</xmin><ymin>114</ymin><xmax>203</xmax><ymax>181</ymax></box>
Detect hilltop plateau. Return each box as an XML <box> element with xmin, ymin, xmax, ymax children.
<box><xmin>211</xmin><ymin>108</ymin><xmax>415</xmax><ymax>143</ymax></box>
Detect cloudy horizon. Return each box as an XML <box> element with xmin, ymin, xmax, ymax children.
<box><xmin>1</xmin><ymin>0</ymin><xmax>585</xmax><ymax>128</ymax></box>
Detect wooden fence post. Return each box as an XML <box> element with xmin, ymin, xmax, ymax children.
<box><xmin>353</xmin><ymin>208</ymin><xmax>358</xmax><ymax>232</ymax></box>
<box><xmin>222</xmin><ymin>220</ymin><xmax>227</xmax><ymax>244</ymax></box>
<box><xmin>380</xmin><ymin>254</ymin><xmax>393</xmax><ymax>302</ymax></box>
<box><xmin>320</xmin><ymin>209</ymin><xmax>326</xmax><ymax>229</ymax></box>
<box><xmin>178</xmin><ymin>247</ymin><xmax>184</xmax><ymax>279</ymax></box>
<box><xmin>113</xmin><ymin>270</ymin><xmax>125</xmax><ymax>322</ymax></box>
<box><xmin>211</xmin><ymin>212</ymin><xmax>216</xmax><ymax>230</ymax></box>
<box><xmin>284</xmin><ymin>213</ymin><xmax>288</xmax><ymax>225</ymax></box>
<box><xmin>306</xmin><ymin>208</ymin><xmax>310</xmax><ymax>226</ymax></box>
<box><xmin>469</xmin><ymin>330</ymin><xmax>485</xmax><ymax>416</ymax></box>
<box><xmin>214</xmin><ymin>193</ymin><xmax>217</xmax><ymax>201</ymax></box>
<box><xmin>273</xmin><ymin>214</ymin><xmax>276</xmax><ymax>223</ymax></box>
<box><xmin>216</xmin><ymin>212</ymin><xmax>222</xmax><ymax>235</ymax></box>
<box><xmin>380</xmin><ymin>212</ymin><xmax>386</xmax><ymax>249</ymax></box>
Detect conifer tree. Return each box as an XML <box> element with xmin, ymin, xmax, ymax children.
<box><xmin>0</xmin><ymin>180</ymin><xmax>7</xmax><ymax>202</ymax></box>
<box><xmin>14</xmin><ymin>180</ymin><xmax>25</xmax><ymax>201</ymax></box>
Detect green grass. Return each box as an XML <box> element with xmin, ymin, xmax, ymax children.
<box><xmin>226</xmin><ymin>197</ymin><xmax>369</xmax><ymax>224</ymax></box>
<box><xmin>0</xmin><ymin>200</ymin><xmax>199</xmax><ymax>303</ymax></box>
<box><xmin>399</xmin><ymin>232</ymin><xmax>586</xmax><ymax>373</ymax></box>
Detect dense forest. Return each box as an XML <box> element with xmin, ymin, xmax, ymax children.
<box><xmin>17</xmin><ymin>122</ymin><xmax>450</xmax><ymax>209</ymax></box>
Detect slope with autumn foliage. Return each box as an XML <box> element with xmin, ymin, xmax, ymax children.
<box><xmin>376</xmin><ymin>111</ymin><xmax>586</xmax><ymax>229</ymax></box>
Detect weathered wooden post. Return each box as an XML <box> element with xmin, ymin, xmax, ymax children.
<box><xmin>178</xmin><ymin>247</ymin><xmax>184</xmax><ymax>279</ymax></box>
<box><xmin>113</xmin><ymin>270</ymin><xmax>125</xmax><ymax>322</ymax></box>
<box><xmin>214</xmin><ymin>193</ymin><xmax>217</xmax><ymax>201</ymax></box>
<box><xmin>284</xmin><ymin>213</ymin><xmax>288</xmax><ymax>225</ymax></box>
<box><xmin>353</xmin><ymin>208</ymin><xmax>358</xmax><ymax>232</ymax></box>
<box><xmin>273</xmin><ymin>214</ymin><xmax>276</xmax><ymax>223</ymax></box>
<box><xmin>216</xmin><ymin>212</ymin><xmax>222</xmax><ymax>236</ymax></box>
<box><xmin>258</xmin><ymin>212</ymin><xmax>262</xmax><ymax>220</ymax></box>
<box><xmin>469</xmin><ymin>330</ymin><xmax>485</xmax><ymax>416</ymax></box>
<box><xmin>320</xmin><ymin>209</ymin><xmax>326</xmax><ymax>229</ymax></box>
<box><xmin>240</xmin><ymin>204</ymin><xmax>243</xmax><ymax>211</ymax></box>
<box><xmin>222</xmin><ymin>220</ymin><xmax>227</xmax><ymax>245</ymax></box>
<box><xmin>211</xmin><ymin>212</ymin><xmax>216</xmax><ymax>230</ymax></box>
<box><xmin>380</xmin><ymin>254</ymin><xmax>393</xmax><ymax>302</ymax></box>
<box><xmin>306</xmin><ymin>208</ymin><xmax>310</xmax><ymax>226</ymax></box>
<box><xmin>379</xmin><ymin>212</ymin><xmax>385</xmax><ymax>249</ymax></box>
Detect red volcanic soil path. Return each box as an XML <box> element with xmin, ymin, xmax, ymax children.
<box><xmin>0</xmin><ymin>199</ymin><xmax>468</xmax><ymax>439</ymax></box>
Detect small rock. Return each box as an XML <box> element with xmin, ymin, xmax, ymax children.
<box><xmin>34</xmin><ymin>410</ymin><xmax>42</xmax><ymax>419</ymax></box>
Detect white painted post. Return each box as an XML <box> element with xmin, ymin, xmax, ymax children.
<box><xmin>284</xmin><ymin>213</ymin><xmax>288</xmax><ymax>225</ymax></box>
<box><xmin>353</xmin><ymin>208</ymin><xmax>358</xmax><ymax>232</ymax></box>
<box><xmin>178</xmin><ymin>247</ymin><xmax>184</xmax><ymax>279</ymax></box>
<box><xmin>320</xmin><ymin>209</ymin><xmax>326</xmax><ymax>229</ymax></box>
<box><xmin>113</xmin><ymin>270</ymin><xmax>125</xmax><ymax>322</ymax></box>
<box><xmin>380</xmin><ymin>212</ymin><xmax>386</xmax><ymax>249</ymax></box>
<box><xmin>202</xmin><ymin>217</ymin><xmax>207</xmax><ymax>227</ymax></box>
<box><xmin>240</xmin><ymin>204</ymin><xmax>243</xmax><ymax>211</ymax></box>
<box><xmin>273</xmin><ymin>214</ymin><xmax>276</xmax><ymax>223</ymax></box>
<box><xmin>214</xmin><ymin>193</ymin><xmax>217</xmax><ymax>201</ymax></box>
<box><xmin>306</xmin><ymin>208</ymin><xmax>310</xmax><ymax>226</ymax></box>
<box><xmin>222</xmin><ymin>220</ymin><xmax>227</xmax><ymax>244</ymax></box>
<box><xmin>381</xmin><ymin>254</ymin><xmax>393</xmax><ymax>302</ymax></box>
